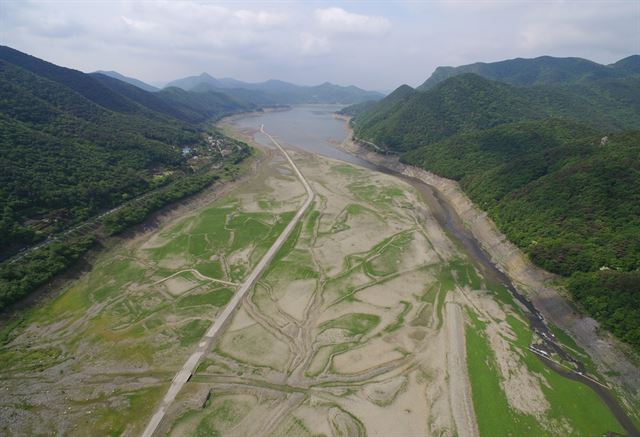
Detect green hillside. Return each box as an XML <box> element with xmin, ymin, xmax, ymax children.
<box><xmin>154</xmin><ymin>86</ymin><xmax>255</xmax><ymax>123</ymax></box>
<box><xmin>341</xmin><ymin>84</ymin><xmax>416</xmax><ymax>119</ymax></box>
<box><xmin>351</xmin><ymin>73</ymin><xmax>640</xmax><ymax>153</ymax></box>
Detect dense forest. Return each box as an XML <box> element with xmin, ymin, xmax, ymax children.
<box><xmin>346</xmin><ymin>55</ymin><xmax>640</xmax><ymax>351</ymax></box>
<box><xmin>0</xmin><ymin>141</ymin><xmax>250</xmax><ymax>311</ymax></box>
<box><xmin>348</xmin><ymin>74</ymin><xmax>640</xmax><ymax>153</ymax></box>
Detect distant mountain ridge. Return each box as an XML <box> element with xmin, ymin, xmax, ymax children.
<box><xmin>349</xmin><ymin>72</ymin><xmax>640</xmax><ymax>152</ymax></box>
<box><xmin>93</xmin><ymin>70</ymin><xmax>159</xmax><ymax>92</ymax></box>
<box><xmin>418</xmin><ymin>55</ymin><xmax>640</xmax><ymax>90</ymax></box>
<box><xmin>166</xmin><ymin>72</ymin><xmax>384</xmax><ymax>104</ymax></box>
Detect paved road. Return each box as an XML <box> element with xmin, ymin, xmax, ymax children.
<box><xmin>141</xmin><ymin>126</ymin><xmax>314</xmax><ymax>437</ymax></box>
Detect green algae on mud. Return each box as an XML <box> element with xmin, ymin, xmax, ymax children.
<box><xmin>465</xmin><ymin>305</ymin><xmax>625</xmax><ymax>436</ymax></box>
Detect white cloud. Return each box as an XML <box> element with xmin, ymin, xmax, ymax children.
<box><xmin>517</xmin><ymin>2</ymin><xmax>639</xmax><ymax>55</ymax></box>
<box><xmin>233</xmin><ymin>9</ymin><xmax>287</xmax><ymax>27</ymax></box>
<box><xmin>0</xmin><ymin>1</ymin><xmax>637</xmax><ymax>90</ymax></box>
<box><xmin>299</xmin><ymin>32</ymin><xmax>330</xmax><ymax>55</ymax></box>
<box><xmin>315</xmin><ymin>7</ymin><xmax>390</xmax><ymax>35</ymax></box>
<box><xmin>121</xmin><ymin>16</ymin><xmax>158</xmax><ymax>32</ymax></box>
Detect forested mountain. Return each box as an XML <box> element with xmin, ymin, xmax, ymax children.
<box><xmin>345</xmin><ymin>55</ymin><xmax>640</xmax><ymax>350</ymax></box>
<box><xmin>351</xmin><ymin>73</ymin><xmax>640</xmax><ymax>152</ymax></box>
<box><xmin>93</xmin><ymin>70</ymin><xmax>159</xmax><ymax>92</ymax></box>
<box><xmin>0</xmin><ymin>46</ymin><xmax>250</xmax><ymax>259</ymax></box>
<box><xmin>418</xmin><ymin>55</ymin><xmax>640</xmax><ymax>90</ymax></box>
<box><xmin>340</xmin><ymin>83</ymin><xmax>415</xmax><ymax>117</ymax></box>
<box><xmin>155</xmin><ymin>87</ymin><xmax>257</xmax><ymax>123</ymax></box>
<box><xmin>166</xmin><ymin>72</ymin><xmax>384</xmax><ymax>104</ymax></box>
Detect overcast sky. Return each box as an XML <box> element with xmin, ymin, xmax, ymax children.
<box><xmin>1</xmin><ymin>0</ymin><xmax>639</xmax><ymax>91</ymax></box>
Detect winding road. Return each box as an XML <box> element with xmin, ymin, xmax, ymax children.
<box><xmin>141</xmin><ymin>125</ymin><xmax>315</xmax><ymax>437</ymax></box>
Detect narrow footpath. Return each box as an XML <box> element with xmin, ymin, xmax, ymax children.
<box><xmin>141</xmin><ymin>125</ymin><xmax>315</xmax><ymax>437</ymax></box>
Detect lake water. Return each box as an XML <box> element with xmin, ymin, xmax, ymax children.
<box><xmin>230</xmin><ymin>104</ymin><xmax>378</xmax><ymax>169</ymax></box>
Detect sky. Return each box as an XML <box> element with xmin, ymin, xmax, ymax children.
<box><xmin>1</xmin><ymin>0</ymin><xmax>639</xmax><ymax>91</ymax></box>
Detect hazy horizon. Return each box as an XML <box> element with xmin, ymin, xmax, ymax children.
<box><xmin>1</xmin><ymin>0</ymin><xmax>639</xmax><ymax>91</ymax></box>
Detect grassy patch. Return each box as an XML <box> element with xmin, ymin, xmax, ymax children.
<box><xmin>89</xmin><ymin>384</ymin><xmax>168</xmax><ymax>437</ymax></box>
<box><xmin>177</xmin><ymin>288</ymin><xmax>234</xmax><ymax>308</ymax></box>
<box><xmin>252</xmin><ymin>211</ymin><xmax>296</xmax><ymax>259</ymax></box>
<box><xmin>504</xmin><ymin>315</ymin><xmax>625</xmax><ymax>435</ymax></box>
<box><xmin>195</xmin><ymin>261</ymin><xmax>224</xmax><ymax>279</ymax></box>
<box><xmin>449</xmin><ymin>258</ymin><xmax>483</xmax><ymax>289</ymax></box>
<box><xmin>331</xmin><ymin>163</ymin><xmax>360</xmax><ymax>175</ymax></box>
<box><xmin>173</xmin><ymin>395</ymin><xmax>254</xmax><ymax>437</ymax></box>
<box><xmin>188</xmin><ymin>235</ymin><xmax>209</xmax><ymax>257</ymax></box>
<box><xmin>228</xmin><ymin>214</ymin><xmax>272</xmax><ymax>252</ymax></box>
<box><xmin>465</xmin><ymin>310</ymin><xmax>545</xmax><ymax>436</ymax></box>
<box><xmin>305</xmin><ymin>210</ymin><xmax>320</xmax><ymax>232</ymax></box>
<box><xmin>466</xmin><ymin>305</ymin><xmax>625</xmax><ymax>436</ymax></box>
<box><xmin>485</xmin><ymin>280</ymin><xmax>517</xmax><ymax>309</ymax></box>
<box><xmin>348</xmin><ymin>182</ymin><xmax>405</xmax><ymax>207</ymax></box>
<box><xmin>177</xmin><ymin>319</ymin><xmax>211</xmax><ymax>347</ymax></box>
<box><xmin>320</xmin><ymin>313</ymin><xmax>381</xmax><ymax>336</ymax></box>
<box><xmin>384</xmin><ymin>301</ymin><xmax>412</xmax><ymax>332</ymax></box>
<box><xmin>229</xmin><ymin>264</ymin><xmax>246</xmax><ymax>283</ymax></box>
<box><xmin>0</xmin><ymin>346</ymin><xmax>63</xmax><ymax>372</ymax></box>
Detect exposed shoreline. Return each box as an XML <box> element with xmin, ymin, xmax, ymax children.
<box><xmin>336</xmin><ymin>116</ymin><xmax>640</xmax><ymax>409</ymax></box>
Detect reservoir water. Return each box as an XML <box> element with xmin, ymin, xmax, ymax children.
<box><xmin>229</xmin><ymin>104</ymin><xmax>378</xmax><ymax>169</ymax></box>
